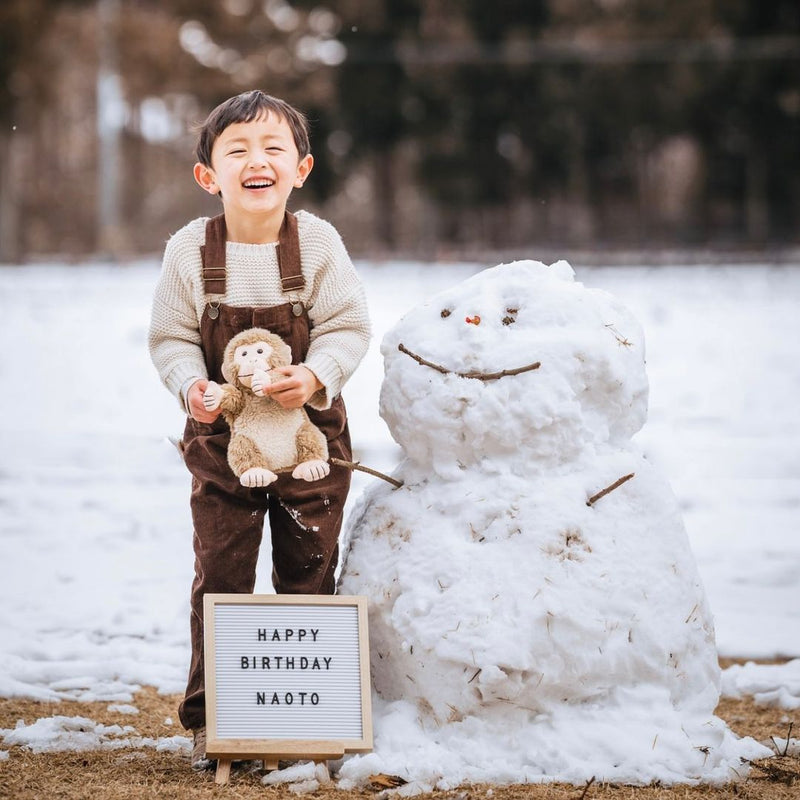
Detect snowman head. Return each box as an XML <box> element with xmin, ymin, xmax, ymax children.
<box><xmin>379</xmin><ymin>260</ymin><xmax>649</xmax><ymax>479</ymax></box>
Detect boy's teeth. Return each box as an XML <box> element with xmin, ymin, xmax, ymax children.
<box><xmin>244</xmin><ymin>180</ymin><xmax>273</xmax><ymax>188</ymax></box>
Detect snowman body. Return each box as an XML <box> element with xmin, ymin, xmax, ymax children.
<box><xmin>338</xmin><ymin>261</ymin><xmax>765</xmax><ymax>787</ymax></box>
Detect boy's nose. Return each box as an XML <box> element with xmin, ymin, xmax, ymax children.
<box><xmin>248</xmin><ymin>152</ymin><xmax>268</xmax><ymax>168</ymax></box>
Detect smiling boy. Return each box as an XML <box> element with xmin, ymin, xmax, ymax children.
<box><xmin>148</xmin><ymin>90</ymin><xmax>371</xmax><ymax>769</ymax></box>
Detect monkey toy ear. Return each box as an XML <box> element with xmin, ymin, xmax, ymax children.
<box><xmin>221</xmin><ymin>335</ymin><xmax>242</xmax><ymax>383</ymax></box>
<box><xmin>221</xmin><ymin>335</ymin><xmax>240</xmax><ymax>384</ymax></box>
<box><xmin>267</xmin><ymin>335</ymin><xmax>292</xmax><ymax>368</ymax></box>
<box><xmin>221</xmin><ymin>359</ymin><xmax>237</xmax><ymax>384</ymax></box>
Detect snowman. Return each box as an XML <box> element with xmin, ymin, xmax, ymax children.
<box><xmin>337</xmin><ymin>260</ymin><xmax>767</xmax><ymax>790</ymax></box>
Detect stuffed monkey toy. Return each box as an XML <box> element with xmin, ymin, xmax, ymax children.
<box><xmin>202</xmin><ymin>327</ymin><xmax>330</xmax><ymax>488</ymax></box>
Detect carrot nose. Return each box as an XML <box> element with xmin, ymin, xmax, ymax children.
<box><xmin>465</xmin><ymin>315</ymin><xmax>481</xmax><ymax>326</ymax></box>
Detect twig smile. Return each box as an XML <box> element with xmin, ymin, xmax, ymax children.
<box><xmin>398</xmin><ymin>343</ymin><xmax>541</xmax><ymax>381</ymax></box>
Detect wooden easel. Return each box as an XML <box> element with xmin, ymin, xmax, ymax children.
<box><xmin>210</xmin><ymin>742</ymin><xmax>346</xmax><ymax>785</ymax></box>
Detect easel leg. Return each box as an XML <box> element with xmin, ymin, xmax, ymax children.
<box><xmin>214</xmin><ymin>758</ymin><xmax>232</xmax><ymax>784</ymax></box>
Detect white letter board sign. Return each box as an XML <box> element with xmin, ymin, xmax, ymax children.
<box><xmin>203</xmin><ymin>593</ymin><xmax>372</xmax><ymax>762</ymax></box>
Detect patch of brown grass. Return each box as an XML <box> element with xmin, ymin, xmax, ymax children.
<box><xmin>0</xmin><ymin>668</ymin><xmax>797</xmax><ymax>800</ymax></box>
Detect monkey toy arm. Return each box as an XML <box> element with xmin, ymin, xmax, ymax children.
<box><xmin>203</xmin><ymin>382</ymin><xmax>245</xmax><ymax>416</ymax></box>
<box><xmin>249</xmin><ymin>368</ymin><xmax>273</xmax><ymax>398</ymax></box>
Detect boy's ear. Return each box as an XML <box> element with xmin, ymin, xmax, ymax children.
<box><xmin>194</xmin><ymin>162</ymin><xmax>220</xmax><ymax>195</ymax></box>
<box><xmin>294</xmin><ymin>154</ymin><xmax>314</xmax><ymax>188</ymax></box>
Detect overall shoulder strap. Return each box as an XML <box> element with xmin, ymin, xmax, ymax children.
<box><xmin>200</xmin><ymin>214</ymin><xmax>227</xmax><ymax>295</ymax></box>
<box><xmin>277</xmin><ymin>211</ymin><xmax>304</xmax><ymax>293</ymax></box>
<box><xmin>201</xmin><ymin>212</ymin><xmax>303</xmax><ymax>295</ymax></box>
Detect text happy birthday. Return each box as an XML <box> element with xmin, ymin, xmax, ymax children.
<box><xmin>239</xmin><ymin>628</ymin><xmax>332</xmax><ymax>706</ymax></box>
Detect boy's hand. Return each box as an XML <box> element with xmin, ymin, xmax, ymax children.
<box><xmin>188</xmin><ymin>379</ymin><xmax>222</xmax><ymax>422</ymax></box>
<box><xmin>263</xmin><ymin>365</ymin><xmax>323</xmax><ymax>409</ymax></box>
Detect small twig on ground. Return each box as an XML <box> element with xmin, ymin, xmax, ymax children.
<box><xmin>586</xmin><ymin>473</ymin><xmax>635</xmax><ymax>507</ymax></box>
<box><xmin>330</xmin><ymin>458</ymin><xmax>404</xmax><ymax>489</ymax></box>
<box><xmin>398</xmin><ymin>343</ymin><xmax>541</xmax><ymax>381</ymax></box>
<box><xmin>771</xmin><ymin>721</ymin><xmax>794</xmax><ymax>757</ymax></box>
<box><xmin>577</xmin><ymin>776</ymin><xmax>596</xmax><ymax>799</ymax></box>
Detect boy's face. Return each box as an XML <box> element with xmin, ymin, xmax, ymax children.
<box><xmin>193</xmin><ymin>113</ymin><xmax>313</xmax><ymax>226</ymax></box>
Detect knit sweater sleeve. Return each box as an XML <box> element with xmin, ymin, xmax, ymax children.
<box><xmin>298</xmin><ymin>213</ymin><xmax>372</xmax><ymax>410</ymax></box>
<box><xmin>148</xmin><ymin>222</ymin><xmax>207</xmax><ymax>411</ymax></box>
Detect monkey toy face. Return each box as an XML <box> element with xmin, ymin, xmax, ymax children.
<box><xmin>220</xmin><ymin>327</ymin><xmax>293</xmax><ymax>388</ymax></box>
<box><xmin>233</xmin><ymin>340</ymin><xmax>274</xmax><ymax>389</ymax></box>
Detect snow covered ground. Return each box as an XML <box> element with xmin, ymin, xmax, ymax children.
<box><xmin>0</xmin><ymin>257</ymin><xmax>798</xmax><ymax>760</ymax></box>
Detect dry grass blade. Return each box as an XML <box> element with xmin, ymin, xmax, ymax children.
<box><xmin>748</xmin><ymin>756</ymin><xmax>800</xmax><ymax>785</ymax></box>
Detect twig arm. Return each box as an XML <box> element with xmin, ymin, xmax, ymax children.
<box><xmin>330</xmin><ymin>457</ymin><xmax>404</xmax><ymax>489</ymax></box>
<box><xmin>586</xmin><ymin>473</ymin><xmax>635</xmax><ymax>507</ymax></box>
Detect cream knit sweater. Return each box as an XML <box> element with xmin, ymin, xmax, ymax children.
<box><xmin>148</xmin><ymin>210</ymin><xmax>371</xmax><ymax>412</ymax></box>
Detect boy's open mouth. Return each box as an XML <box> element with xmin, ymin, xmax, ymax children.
<box><xmin>243</xmin><ymin>179</ymin><xmax>274</xmax><ymax>189</ymax></box>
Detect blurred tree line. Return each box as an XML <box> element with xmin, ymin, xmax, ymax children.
<box><xmin>1</xmin><ymin>0</ymin><xmax>798</xmax><ymax>261</ymax></box>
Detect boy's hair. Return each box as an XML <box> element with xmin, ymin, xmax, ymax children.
<box><xmin>195</xmin><ymin>90</ymin><xmax>311</xmax><ymax>166</ymax></box>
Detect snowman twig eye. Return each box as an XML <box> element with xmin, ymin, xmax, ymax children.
<box><xmin>398</xmin><ymin>343</ymin><xmax>541</xmax><ymax>382</ymax></box>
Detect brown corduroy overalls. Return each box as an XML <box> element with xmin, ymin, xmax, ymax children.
<box><xmin>178</xmin><ymin>212</ymin><xmax>352</xmax><ymax>731</ymax></box>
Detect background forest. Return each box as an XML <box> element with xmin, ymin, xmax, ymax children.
<box><xmin>1</xmin><ymin>0</ymin><xmax>798</xmax><ymax>261</ymax></box>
